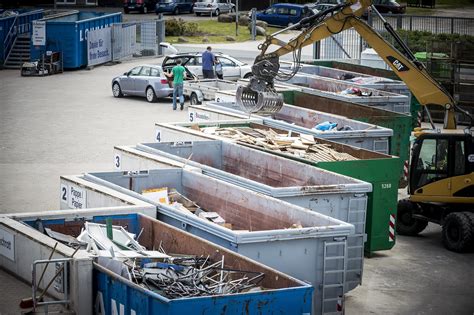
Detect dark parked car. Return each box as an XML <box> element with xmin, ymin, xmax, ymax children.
<box><xmin>123</xmin><ymin>0</ymin><xmax>157</xmax><ymax>13</ymax></box>
<box><xmin>372</xmin><ymin>0</ymin><xmax>406</xmax><ymax>14</ymax></box>
<box><xmin>256</xmin><ymin>3</ymin><xmax>315</xmax><ymax>28</ymax></box>
<box><xmin>155</xmin><ymin>0</ymin><xmax>194</xmax><ymax>14</ymax></box>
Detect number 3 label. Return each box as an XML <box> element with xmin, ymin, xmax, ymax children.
<box><xmin>114</xmin><ymin>154</ymin><xmax>121</xmax><ymax>170</ymax></box>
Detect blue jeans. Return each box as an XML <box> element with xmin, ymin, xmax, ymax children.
<box><xmin>172</xmin><ymin>82</ymin><xmax>184</xmax><ymax>110</ymax></box>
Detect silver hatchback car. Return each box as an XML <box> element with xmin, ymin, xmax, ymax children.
<box><xmin>193</xmin><ymin>0</ymin><xmax>235</xmax><ymax>16</ymax></box>
<box><xmin>112</xmin><ymin>65</ymin><xmax>173</xmax><ymax>103</ymax></box>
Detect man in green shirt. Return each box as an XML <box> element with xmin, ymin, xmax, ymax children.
<box><xmin>165</xmin><ymin>59</ymin><xmax>185</xmax><ymax>110</ymax></box>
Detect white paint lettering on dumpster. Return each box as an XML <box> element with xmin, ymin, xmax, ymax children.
<box><xmin>87</xmin><ymin>27</ymin><xmax>112</xmax><ymax>66</ymax></box>
<box><xmin>0</xmin><ymin>227</ymin><xmax>15</xmax><ymax>261</ymax></box>
<box><xmin>32</xmin><ymin>21</ymin><xmax>46</xmax><ymax>46</ymax></box>
<box><xmin>68</xmin><ymin>185</ymin><xmax>86</xmax><ymax>209</ymax></box>
<box><xmin>95</xmin><ymin>291</ymin><xmax>136</xmax><ymax>315</ymax></box>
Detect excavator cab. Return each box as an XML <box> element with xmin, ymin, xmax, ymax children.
<box><xmin>398</xmin><ymin>131</ymin><xmax>474</xmax><ymax>252</ymax></box>
<box><xmin>408</xmin><ymin>132</ymin><xmax>473</xmax><ymax>198</ymax></box>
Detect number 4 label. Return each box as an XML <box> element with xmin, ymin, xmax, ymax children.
<box><xmin>155</xmin><ymin>129</ymin><xmax>161</xmax><ymax>142</ymax></box>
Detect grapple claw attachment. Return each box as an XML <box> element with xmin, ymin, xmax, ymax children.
<box><xmin>236</xmin><ymin>85</ymin><xmax>283</xmax><ymax>115</ymax></box>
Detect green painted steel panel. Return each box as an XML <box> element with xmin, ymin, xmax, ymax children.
<box><xmin>281</xmin><ymin>90</ymin><xmax>411</xmax><ymax>185</ymax></box>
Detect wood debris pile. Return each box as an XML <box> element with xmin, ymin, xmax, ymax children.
<box><xmin>200</xmin><ymin>127</ymin><xmax>358</xmax><ymax>162</ymax></box>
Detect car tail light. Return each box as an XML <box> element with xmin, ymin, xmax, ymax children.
<box><xmin>160</xmin><ymin>79</ymin><xmax>168</xmax><ymax>84</ymax></box>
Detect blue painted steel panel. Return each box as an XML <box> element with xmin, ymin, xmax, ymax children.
<box><xmin>0</xmin><ymin>9</ymin><xmax>43</xmax><ymax>63</ymax></box>
<box><xmin>31</xmin><ymin>11</ymin><xmax>122</xmax><ymax>69</ymax></box>
<box><xmin>94</xmin><ymin>265</ymin><xmax>313</xmax><ymax>315</ymax></box>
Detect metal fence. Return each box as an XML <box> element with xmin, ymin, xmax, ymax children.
<box><xmin>315</xmin><ymin>14</ymin><xmax>474</xmax><ymax>60</ymax></box>
<box><xmin>111</xmin><ymin>18</ymin><xmax>165</xmax><ymax>62</ymax></box>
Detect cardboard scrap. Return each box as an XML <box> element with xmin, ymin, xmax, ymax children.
<box><xmin>142</xmin><ymin>187</ymin><xmax>169</xmax><ymax>204</ymax></box>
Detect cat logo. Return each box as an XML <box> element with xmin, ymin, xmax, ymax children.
<box><xmin>387</xmin><ymin>56</ymin><xmax>409</xmax><ymax>72</ymax></box>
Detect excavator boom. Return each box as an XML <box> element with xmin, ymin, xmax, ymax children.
<box><xmin>237</xmin><ymin>0</ymin><xmax>458</xmax><ymax>129</ymax></box>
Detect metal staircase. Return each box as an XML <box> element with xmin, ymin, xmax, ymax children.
<box><xmin>4</xmin><ymin>34</ymin><xmax>31</xmax><ymax>69</ymax></box>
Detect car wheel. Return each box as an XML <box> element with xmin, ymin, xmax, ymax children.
<box><xmin>243</xmin><ymin>73</ymin><xmax>253</xmax><ymax>79</ymax></box>
<box><xmin>215</xmin><ymin>9</ymin><xmax>220</xmax><ymax>16</ymax></box>
<box><xmin>196</xmin><ymin>12</ymin><xmax>201</xmax><ymax>16</ymax></box>
<box><xmin>112</xmin><ymin>82</ymin><xmax>123</xmax><ymax>98</ymax></box>
<box><xmin>230</xmin><ymin>7</ymin><xmax>235</xmax><ymax>13</ymax></box>
<box><xmin>396</xmin><ymin>199</ymin><xmax>428</xmax><ymax>236</ymax></box>
<box><xmin>442</xmin><ymin>212</ymin><xmax>473</xmax><ymax>252</ymax></box>
<box><xmin>146</xmin><ymin>87</ymin><xmax>157</xmax><ymax>103</ymax></box>
<box><xmin>190</xmin><ymin>93</ymin><xmax>200</xmax><ymax>105</ymax></box>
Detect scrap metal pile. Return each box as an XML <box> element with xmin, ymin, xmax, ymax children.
<box><xmin>43</xmin><ymin>221</ymin><xmax>265</xmax><ymax>299</ymax></box>
<box><xmin>199</xmin><ymin>126</ymin><xmax>358</xmax><ymax>162</ymax></box>
<box><xmin>131</xmin><ymin>255</ymin><xmax>265</xmax><ymax>299</ymax></box>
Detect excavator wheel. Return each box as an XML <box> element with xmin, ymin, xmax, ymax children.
<box><xmin>396</xmin><ymin>199</ymin><xmax>428</xmax><ymax>236</ymax></box>
<box><xmin>442</xmin><ymin>212</ymin><xmax>473</xmax><ymax>253</ymax></box>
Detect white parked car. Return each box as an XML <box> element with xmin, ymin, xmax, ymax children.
<box><xmin>193</xmin><ymin>0</ymin><xmax>235</xmax><ymax>16</ymax></box>
<box><xmin>162</xmin><ymin>52</ymin><xmax>252</xmax><ymax>80</ymax></box>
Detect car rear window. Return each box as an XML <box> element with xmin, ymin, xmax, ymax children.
<box><xmin>150</xmin><ymin>68</ymin><xmax>160</xmax><ymax>77</ymax></box>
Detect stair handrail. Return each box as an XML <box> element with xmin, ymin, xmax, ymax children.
<box><xmin>3</xmin><ymin>14</ymin><xmax>19</xmax><ymax>63</ymax></box>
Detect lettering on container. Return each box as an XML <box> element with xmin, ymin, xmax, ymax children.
<box><xmin>95</xmin><ymin>291</ymin><xmax>136</xmax><ymax>315</ymax></box>
<box><xmin>65</xmin><ymin>185</ymin><xmax>87</xmax><ymax>209</ymax></box>
<box><xmin>195</xmin><ymin>112</ymin><xmax>210</xmax><ymax>121</ymax></box>
<box><xmin>0</xmin><ymin>227</ymin><xmax>15</xmax><ymax>261</ymax></box>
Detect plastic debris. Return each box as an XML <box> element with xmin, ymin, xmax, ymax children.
<box><xmin>313</xmin><ymin>121</ymin><xmax>338</xmax><ymax>131</ymax></box>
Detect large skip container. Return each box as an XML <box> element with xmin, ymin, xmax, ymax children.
<box><xmin>281</xmin><ymin>90</ymin><xmax>411</xmax><ymax>184</ymax></box>
<box><xmin>7</xmin><ymin>207</ymin><xmax>314</xmax><ymax>315</ymax></box>
<box><xmin>31</xmin><ymin>12</ymin><xmax>122</xmax><ymax>69</ymax></box>
<box><xmin>143</xmin><ymin>120</ymin><xmax>399</xmax><ymax>254</ymax></box>
<box><xmin>125</xmin><ymin>141</ymin><xmax>371</xmax><ymax>294</ymax></box>
<box><xmin>305</xmin><ymin>59</ymin><xmax>421</xmax><ymax>128</ymax></box>
<box><xmin>79</xmin><ymin>168</ymin><xmax>353</xmax><ymax>315</ymax></box>
<box><xmin>281</xmin><ymin>63</ymin><xmax>411</xmax><ymax>98</ymax></box>
<box><xmin>189</xmin><ymin>101</ymin><xmax>393</xmax><ymax>154</ymax></box>
<box><xmin>272</xmin><ymin>73</ymin><xmax>410</xmax><ymax>114</ymax></box>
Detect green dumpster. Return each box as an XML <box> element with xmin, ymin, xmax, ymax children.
<box><xmin>281</xmin><ymin>90</ymin><xmax>411</xmax><ymax>186</ymax></box>
<box><xmin>306</xmin><ymin>59</ymin><xmax>421</xmax><ymax>129</ymax></box>
<box><xmin>160</xmin><ymin>120</ymin><xmax>400</xmax><ymax>254</ymax></box>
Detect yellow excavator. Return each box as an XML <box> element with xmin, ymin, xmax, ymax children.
<box><xmin>236</xmin><ymin>0</ymin><xmax>474</xmax><ymax>252</ymax></box>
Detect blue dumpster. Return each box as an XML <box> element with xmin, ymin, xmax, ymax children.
<box><xmin>19</xmin><ymin>210</ymin><xmax>314</xmax><ymax>315</ymax></box>
<box><xmin>31</xmin><ymin>11</ymin><xmax>121</xmax><ymax>69</ymax></box>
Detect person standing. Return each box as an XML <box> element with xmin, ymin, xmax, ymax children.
<box><xmin>165</xmin><ymin>59</ymin><xmax>185</xmax><ymax>110</ymax></box>
<box><xmin>215</xmin><ymin>57</ymin><xmax>223</xmax><ymax>80</ymax></box>
<box><xmin>202</xmin><ymin>46</ymin><xmax>215</xmax><ymax>79</ymax></box>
